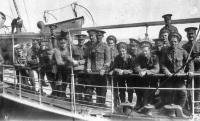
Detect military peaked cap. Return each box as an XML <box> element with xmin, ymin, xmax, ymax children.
<box><xmin>58</xmin><ymin>30</ymin><xmax>68</xmax><ymax>40</ymax></box>
<box><xmin>75</xmin><ymin>34</ymin><xmax>87</xmax><ymax>40</ymax></box>
<box><xmin>106</xmin><ymin>35</ymin><xmax>117</xmax><ymax>44</ymax></box>
<box><xmin>162</xmin><ymin>14</ymin><xmax>172</xmax><ymax>20</ymax></box>
<box><xmin>169</xmin><ymin>32</ymin><xmax>182</xmax><ymax>42</ymax></box>
<box><xmin>185</xmin><ymin>27</ymin><xmax>198</xmax><ymax>34</ymax></box>
<box><xmin>160</xmin><ymin>29</ymin><xmax>171</xmax><ymax>34</ymax></box>
<box><xmin>129</xmin><ymin>38</ymin><xmax>140</xmax><ymax>46</ymax></box>
<box><xmin>117</xmin><ymin>42</ymin><xmax>128</xmax><ymax>50</ymax></box>
<box><xmin>87</xmin><ymin>29</ymin><xmax>98</xmax><ymax>35</ymax></box>
<box><xmin>140</xmin><ymin>41</ymin><xmax>152</xmax><ymax>48</ymax></box>
<box><xmin>96</xmin><ymin>30</ymin><xmax>106</xmax><ymax>36</ymax></box>
<box><xmin>153</xmin><ymin>38</ymin><xmax>165</xmax><ymax>46</ymax></box>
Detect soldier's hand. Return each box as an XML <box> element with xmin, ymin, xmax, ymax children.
<box><xmin>109</xmin><ymin>71</ymin><xmax>113</xmax><ymax>75</ymax></box>
<box><xmin>139</xmin><ymin>71</ymin><xmax>146</xmax><ymax>77</ymax></box>
<box><xmin>123</xmin><ymin>70</ymin><xmax>132</xmax><ymax>75</ymax></box>
<box><xmin>118</xmin><ymin>70</ymin><xmax>123</xmax><ymax>75</ymax></box>
<box><xmin>86</xmin><ymin>69</ymin><xmax>92</xmax><ymax>73</ymax></box>
<box><xmin>187</xmin><ymin>72</ymin><xmax>194</xmax><ymax>78</ymax></box>
<box><xmin>73</xmin><ymin>60</ymin><xmax>79</xmax><ymax>66</ymax></box>
<box><xmin>166</xmin><ymin>72</ymin><xmax>172</xmax><ymax>77</ymax></box>
<box><xmin>100</xmin><ymin>70</ymin><xmax>106</xmax><ymax>76</ymax></box>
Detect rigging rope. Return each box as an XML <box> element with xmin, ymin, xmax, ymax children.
<box><xmin>8</xmin><ymin>0</ymin><xmax>14</xmax><ymax>18</ymax></box>
<box><xmin>46</xmin><ymin>3</ymin><xmax>72</xmax><ymax>12</ymax></box>
<box><xmin>76</xmin><ymin>4</ymin><xmax>95</xmax><ymax>27</ymax></box>
<box><xmin>23</xmin><ymin>0</ymin><xmax>31</xmax><ymax>30</ymax></box>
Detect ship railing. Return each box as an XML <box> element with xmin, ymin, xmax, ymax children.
<box><xmin>1</xmin><ymin>64</ymin><xmax>200</xmax><ymax>118</ymax></box>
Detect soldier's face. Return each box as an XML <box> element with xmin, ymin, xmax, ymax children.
<box><xmin>78</xmin><ymin>39</ymin><xmax>85</xmax><ymax>46</ymax></box>
<box><xmin>142</xmin><ymin>47</ymin><xmax>150</xmax><ymax>57</ymax></box>
<box><xmin>97</xmin><ymin>35</ymin><xmax>103</xmax><ymax>42</ymax></box>
<box><xmin>118</xmin><ymin>48</ymin><xmax>127</xmax><ymax>58</ymax></box>
<box><xmin>187</xmin><ymin>33</ymin><xmax>196</xmax><ymax>41</ymax></box>
<box><xmin>129</xmin><ymin>45</ymin><xmax>138</xmax><ymax>53</ymax></box>
<box><xmin>60</xmin><ymin>42</ymin><xmax>66</xmax><ymax>49</ymax></box>
<box><xmin>161</xmin><ymin>33</ymin><xmax>169</xmax><ymax>42</ymax></box>
<box><xmin>40</xmin><ymin>44</ymin><xmax>46</xmax><ymax>50</ymax></box>
<box><xmin>32</xmin><ymin>43</ymin><xmax>39</xmax><ymax>49</ymax></box>
<box><xmin>169</xmin><ymin>36</ymin><xmax>179</xmax><ymax>48</ymax></box>
<box><xmin>107</xmin><ymin>40</ymin><xmax>115</xmax><ymax>47</ymax></box>
<box><xmin>89</xmin><ymin>34</ymin><xmax>97</xmax><ymax>42</ymax></box>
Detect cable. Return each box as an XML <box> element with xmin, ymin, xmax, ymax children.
<box><xmin>76</xmin><ymin>4</ymin><xmax>95</xmax><ymax>26</ymax></box>
<box><xmin>46</xmin><ymin>4</ymin><xmax>72</xmax><ymax>12</ymax></box>
<box><xmin>23</xmin><ymin>0</ymin><xmax>31</xmax><ymax>30</ymax></box>
<box><xmin>7</xmin><ymin>0</ymin><xmax>14</xmax><ymax>18</ymax></box>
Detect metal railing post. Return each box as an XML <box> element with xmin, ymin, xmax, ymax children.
<box><xmin>38</xmin><ymin>71</ymin><xmax>42</xmax><ymax>104</ymax></box>
<box><xmin>192</xmin><ymin>77</ymin><xmax>195</xmax><ymax>120</ymax></box>
<box><xmin>13</xmin><ymin>69</ymin><xmax>16</xmax><ymax>92</ymax></box>
<box><xmin>111</xmin><ymin>76</ymin><xmax>114</xmax><ymax>113</ymax></box>
<box><xmin>2</xmin><ymin>67</ymin><xmax>5</xmax><ymax>94</ymax></box>
<box><xmin>19</xmin><ymin>69</ymin><xmax>21</xmax><ymax>99</ymax></box>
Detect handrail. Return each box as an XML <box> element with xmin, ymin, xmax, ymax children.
<box><xmin>2</xmin><ymin>65</ymin><xmax>200</xmax><ymax>77</ymax></box>
<box><xmin>69</xmin><ymin>18</ymin><xmax>200</xmax><ymax>31</ymax></box>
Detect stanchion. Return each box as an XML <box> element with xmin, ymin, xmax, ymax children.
<box><xmin>13</xmin><ymin>69</ymin><xmax>16</xmax><ymax>91</ymax></box>
<box><xmin>19</xmin><ymin>69</ymin><xmax>21</xmax><ymax>99</ymax></box>
<box><xmin>111</xmin><ymin>76</ymin><xmax>114</xmax><ymax>113</ymax></box>
<box><xmin>192</xmin><ymin>77</ymin><xmax>195</xmax><ymax>120</ymax></box>
<box><xmin>38</xmin><ymin>71</ymin><xmax>42</xmax><ymax>104</ymax></box>
<box><xmin>2</xmin><ymin>67</ymin><xmax>5</xmax><ymax>94</ymax></box>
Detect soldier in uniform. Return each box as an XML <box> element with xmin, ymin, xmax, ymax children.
<box><xmin>72</xmin><ymin>34</ymin><xmax>87</xmax><ymax>101</ymax></box>
<box><xmin>14</xmin><ymin>47</ymin><xmax>29</xmax><ymax>86</ymax></box>
<box><xmin>128</xmin><ymin>38</ymin><xmax>141</xmax><ymax>108</ymax></box>
<box><xmin>182</xmin><ymin>27</ymin><xmax>200</xmax><ymax>109</ymax></box>
<box><xmin>159</xmin><ymin>29</ymin><xmax>171</xmax><ymax>47</ymax></box>
<box><xmin>109</xmin><ymin>42</ymin><xmax>133</xmax><ymax>104</ymax></box>
<box><xmin>86</xmin><ymin>29</ymin><xmax>111</xmax><ymax>106</ymax></box>
<box><xmin>54</xmin><ymin>38</ymin><xmax>76</xmax><ymax>98</ymax></box>
<box><xmin>160</xmin><ymin>32</ymin><xmax>194</xmax><ymax>115</ymax></box>
<box><xmin>38</xmin><ymin>40</ymin><xmax>57</xmax><ymax>96</ymax></box>
<box><xmin>134</xmin><ymin>41</ymin><xmax>159</xmax><ymax>108</ymax></box>
<box><xmin>159</xmin><ymin>14</ymin><xmax>178</xmax><ymax>38</ymax></box>
<box><xmin>106</xmin><ymin>35</ymin><xmax>119</xmax><ymax>107</ymax></box>
<box><xmin>27</xmin><ymin>39</ymin><xmax>40</xmax><ymax>91</ymax></box>
<box><xmin>48</xmin><ymin>24</ymin><xmax>57</xmax><ymax>48</ymax></box>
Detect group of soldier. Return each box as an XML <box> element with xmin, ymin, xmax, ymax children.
<box><xmin>11</xmin><ymin>13</ymin><xmax>200</xmax><ymax>115</ymax></box>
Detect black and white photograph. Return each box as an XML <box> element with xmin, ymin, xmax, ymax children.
<box><xmin>0</xmin><ymin>0</ymin><xmax>200</xmax><ymax>120</ymax></box>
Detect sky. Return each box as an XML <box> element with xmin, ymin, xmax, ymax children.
<box><xmin>0</xmin><ymin>0</ymin><xmax>200</xmax><ymax>41</ymax></box>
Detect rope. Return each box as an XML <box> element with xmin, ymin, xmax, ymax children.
<box><xmin>22</xmin><ymin>0</ymin><xmax>31</xmax><ymax>30</ymax></box>
<box><xmin>76</xmin><ymin>4</ymin><xmax>95</xmax><ymax>26</ymax></box>
<box><xmin>46</xmin><ymin>4</ymin><xmax>72</xmax><ymax>12</ymax></box>
<box><xmin>7</xmin><ymin>0</ymin><xmax>14</xmax><ymax>18</ymax></box>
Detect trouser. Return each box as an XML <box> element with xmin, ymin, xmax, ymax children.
<box><xmin>28</xmin><ymin>70</ymin><xmax>37</xmax><ymax>91</ymax></box>
<box><xmin>134</xmin><ymin>76</ymin><xmax>143</xmax><ymax>108</ymax></box>
<box><xmin>112</xmin><ymin>77</ymin><xmax>119</xmax><ymax>107</ymax></box>
<box><xmin>11</xmin><ymin>25</ymin><xmax>16</xmax><ymax>33</ymax></box>
<box><xmin>94</xmin><ymin>75</ymin><xmax>107</xmax><ymax>105</ymax></box>
<box><xmin>40</xmin><ymin>70</ymin><xmax>56</xmax><ymax>96</ymax></box>
<box><xmin>74</xmin><ymin>70</ymin><xmax>85</xmax><ymax>101</ymax></box>
<box><xmin>162</xmin><ymin>77</ymin><xmax>187</xmax><ymax>108</ymax></box>
<box><xmin>57</xmin><ymin>69</ymin><xmax>71</xmax><ymax>98</ymax></box>
<box><xmin>126</xmin><ymin>77</ymin><xmax>134</xmax><ymax>103</ymax></box>
<box><xmin>194</xmin><ymin>75</ymin><xmax>200</xmax><ymax>102</ymax></box>
<box><xmin>149</xmin><ymin>77</ymin><xmax>158</xmax><ymax>105</ymax></box>
<box><xmin>16</xmin><ymin>69</ymin><xmax>29</xmax><ymax>86</ymax></box>
<box><xmin>117</xmin><ymin>77</ymin><xmax>126</xmax><ymax>103</ymax></box>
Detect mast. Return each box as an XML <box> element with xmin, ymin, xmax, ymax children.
<box><xmin>12</xmin><ymin>0</ymin><xmax>26</xmax><ymax>31</ymax></box>
<box><xmin>13</xmin><ymin>0</ymin><xmax>21</xmax><ymax>18</ymax></box>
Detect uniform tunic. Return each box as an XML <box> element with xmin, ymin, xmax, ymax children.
<box><xmin>182</xmin><ymin>41</ymin><xmax>200</xmax><ymax>102</ymax></box>
<box><xmin>86</xmin><ymin>41</ymin><xmax>111</xmax><ymax>105</ymax></box>
<box><xmin>72</xmin><ymin>44</ymin><xmax>87</xmax><ymax>100</ymax></box>
<box><xmin>54</xmin><ymin>47</ymin><xmax>73</xmax><ymax>97</ymax></box>
<box><xmin>159</xmin><ymin>25</ymin><xmax>178</xmax><ymax>38</ymax></box>
<box><xmin>111</xmin><ymin>54</ymin><xmax>133</xmax><ymax>103</ymax></box>
<box><xmin>160</xmin><ymin>47</ymin><xmax>194</xmax><ymax>108</ymax></box>
<box><xmin>134</xmin><ymin>53</ymin><xmax>159</xmax><ymax>106</ymax></box>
